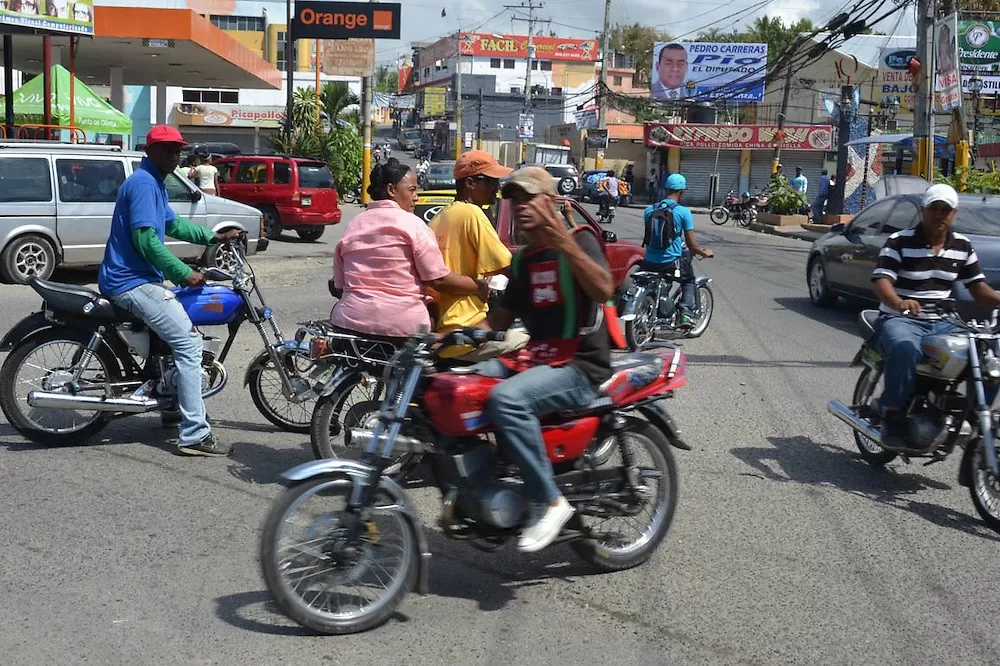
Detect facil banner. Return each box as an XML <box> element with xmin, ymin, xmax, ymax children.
<box><xmin>458</xmin><ymin>33</ymin><xmax>599</xmax><ymax>62</ymax></box>
<box><xmin>0</xmin><ymin>0</ymin><xmax>94</xmax><ymax>35</ymax></box>
<box><xmin>650</xmin><ymin>42</ymin><xmax>767</xmax><ymax>102</ymax></box>
<box><xmin>644</xmin><ymin>123</ymin><xmax>833</xmax><ymax>150</ymax></box>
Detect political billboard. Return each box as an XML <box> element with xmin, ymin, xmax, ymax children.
<box><xmin>651</xmin><ymin>42</ymin><xmax>767</xmax><ymax>102</ymax></box>
<box><xmin>0</xmin><ymin>0</ymin><xmax>94</xmax><ymax>36</ymax></box>
<box><xmin>935</xmin><ymin>13</ymin><xmax>961</xmax><ymax>112</ymax></box>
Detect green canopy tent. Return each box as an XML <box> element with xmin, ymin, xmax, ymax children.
<box><xmin>13</xmin><ymin>65</ymin><xmax>132</xmax><ymax>139</ymax></box>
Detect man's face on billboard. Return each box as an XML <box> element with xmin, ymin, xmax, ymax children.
<box><xmin>657</xmin><ymin>46</ymin><xmax>687</xmax><ymax>89</ymax></box>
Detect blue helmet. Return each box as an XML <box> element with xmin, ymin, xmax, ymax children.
<box><xmin>665</xmin><ymin>173</ymin><xmax>687</xmax><ymax>191</ymax></box>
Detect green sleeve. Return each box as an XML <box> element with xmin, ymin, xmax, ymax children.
<box><xmin>166</xmin><ymin>216</ymin><xmax>216</xmax><ymax>245</ymax></box>
<box><xmin>132</xmin><ymin>227</ymin><xmax>193</xmax><ymax>286</ymax></box>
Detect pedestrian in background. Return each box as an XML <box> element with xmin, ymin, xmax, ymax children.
<box><xmin>647</xmin><ymin>168</ymin><xmax>658</xmax><ymax>202</ymax></box>
<box><xmin>790</xmin><ymin>166</ymin><xmax>808</xmax><ymax>195</ymax></box>
<box><xmin>812</xmin><ymin>168</ymin><xmax>830</xmax><ymax>223</ymax></box>
<box><xmin>189</xmin><ymin>153</ymin><xmax>219</xmax><ymax>196</ymax></box>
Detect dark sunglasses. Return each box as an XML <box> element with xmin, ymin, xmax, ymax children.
<box><xmin>471</xmin><ymin>175</ymin><xmax>500</xmax><ymax>186</ymax></box>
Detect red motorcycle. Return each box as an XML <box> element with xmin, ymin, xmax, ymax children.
<box><xmin>259</xmin><ymin>328</ymin><xmax>689</xmax><ymax>634</ymax></box>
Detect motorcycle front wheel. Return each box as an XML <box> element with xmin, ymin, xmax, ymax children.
<box><xmin>685</xmin><ymin>284</ymin><xmax>714</xmax><ymax>338</ymax></box>
<box><xmin>570</xmin><ymin>419</ymin><xmax>678</xmax><ymax>571</ymax></box>
<box><xmin>710</xmin><ymin>207</ymin><xmax>730</xmax><ymax>225</ymax></box>
<box><xmin>969</xmin><ymin>442</ymin><xmax>1000</xmax><ymax>533</ymax></box>
<box><xmin>260</xmin><ymin>474</ymin><xmax>419</xmax><ymax>635</ymax></box>
<box><xmin>247</xmin><ymin>349</ymin><xmax>316</xmax><ymax>433</ymax></box>
<box><xmin>852</xmin><ymin>366</ymin><xmax>897</xmax><ymax>465</ymax></box>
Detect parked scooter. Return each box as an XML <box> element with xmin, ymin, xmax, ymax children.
<box><xmin>260</xmin><ymin>327</ymin><xmax>688</xmax><ymax>634</ymax></box>
<box><xmin>0</xmin><ymin>238</ymin><xmax>324</xmax><ymax>443</ymax></box>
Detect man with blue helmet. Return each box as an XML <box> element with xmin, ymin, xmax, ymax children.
<box><xmin>642</xmin><ymin>173</ymin><xmax>713</xmax><ymax>328</ymax></box>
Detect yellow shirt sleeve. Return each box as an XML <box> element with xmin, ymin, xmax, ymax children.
<box><xmin>467</xmin><ymin>206</ymin><xmax>511</xmax><ymax>276</ymax></box>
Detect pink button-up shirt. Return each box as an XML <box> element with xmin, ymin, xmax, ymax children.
<box><xmin>331</xmin><ymin>200</ymin><xmax>450</xmax><ymax>337</ymax></box>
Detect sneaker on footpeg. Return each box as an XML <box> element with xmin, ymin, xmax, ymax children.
<box><xmin>517</xmin><ymin>497</ymin><xmax>574</xmax><ymax>552</ymax></box>
<box><xmin>178</xmin><ymin>434</ymin><xmax>232</xmax><ymax>457</ymax></box>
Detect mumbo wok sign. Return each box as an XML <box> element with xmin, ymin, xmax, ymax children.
<box><xmin>644</xmin><ymin>123</ymin><xmax>834</xmax><ymax>151</ymax></box>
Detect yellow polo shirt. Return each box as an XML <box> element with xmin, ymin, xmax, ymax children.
<box><xmin>429</xmin><ymin>201</ymin><xmax>511</xmax><ymax>332</ymax></box>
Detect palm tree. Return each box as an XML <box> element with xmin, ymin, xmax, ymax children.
<box><xmin>320</xmin><ymin>82</ymin><xmax>360</xmax><ymax>123</ymax></box>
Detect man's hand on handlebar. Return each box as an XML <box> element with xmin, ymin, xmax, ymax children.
<box><xmin>698</xmin><ymin>249</ymin><xmax>714</xmax><ymax>259</ymax></box>
<box><xmin>440</xmin><ymin>327</ymin><xmax>507</xmax><ymax>348</ymax></box>
<box><xmin>214</xmin><ymin>229</ymin><xmax>244</xmax><ymax>244</ymax></box>
<box><xmin>897</xmin><ymin>299</ymin><xmax>922</xmax><ymax>315</ymax></box>
<box><xmin>185</xmin><ymin>270</ymin><xmax>206</xmax><ymax>287</ymax></box>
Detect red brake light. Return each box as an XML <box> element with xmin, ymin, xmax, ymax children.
<box><xmin>292</xmin><ymin>190</ymin><xmax>301</xmax><ymax>203</ymax></box>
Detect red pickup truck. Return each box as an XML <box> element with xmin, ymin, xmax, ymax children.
<box><xmin>415</xmin><ymin>191</ymin><xmax>644</xmax><ymax>300</ymax></box>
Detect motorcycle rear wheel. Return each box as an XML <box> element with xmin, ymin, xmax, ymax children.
<box><xmin>570</xmin><ymin>420</ymin><xmax>678</xmax><ymax>571</ymax></box>
<box><xmin>0</xmin><ymin>329</ymin><xmax>119</xmax><ymax>445</ymax></box>
<box><xmin>624</xmin><ymin>294</ymin><xmax>656</xmax><ymax>350</ymax></box>
<box><xmin>260</xmin><ymin>475</ymin><xmax>419</xmax><ymax>635</ymax></box>
<box><xmin>710</xmin><ymin>207</ymin><xmax>730</xmax><ymax>225</ymax></box>
<box><xmin>969</xmin><ymin>443</ymin><xmax>1000</xmax><ymax>533</ymax></box>
<box><xmin>852</xmin><ymin>366</ymin><xmax>897</xmax><ymax>465</ymax></box>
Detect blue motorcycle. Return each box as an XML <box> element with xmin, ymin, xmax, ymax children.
<box><xmin>0</xmin><ymin>239</ymin><xmax>324</xmax><ymax>445</ymax></box>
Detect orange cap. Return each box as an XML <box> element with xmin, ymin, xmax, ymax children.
<box><xmin>454</xmin><ymin>150</ymin><xmax>512</xmax><ymax>180</ymax></box>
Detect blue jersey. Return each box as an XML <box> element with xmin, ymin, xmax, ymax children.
<box><xmin>642</xmin><ymin>199</ymin><xmax>693</xmax><ymax>265</ymax></box>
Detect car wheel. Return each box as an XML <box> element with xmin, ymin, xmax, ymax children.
<box><xmin>1</xmin><ymin>234</ymin><xmax>57</xmax><ymax>284</ymax></box>
<box><xmin>557</xmin><ymin>177</ymin><xmax>575</xmax><ymax>195</ymax></box>
<box><xmin>808</xmin><ymin>256</ymin><xmax>836</xmax><ymax>307</ymax></box>
<box><xmin>296</xmin><ymin>227</ymin><xmax>325</xmax><ymax>242</ymax></box>
<box><xmin>259</xmin><ymin>206</ymin><xmax>282</xmax><ymax>240</ymax></box>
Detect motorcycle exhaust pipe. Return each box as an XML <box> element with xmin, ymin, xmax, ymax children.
<box><xmin>827</xmin><ymin>399</ymin><xmax>881</xmax><ymax>442</ymax></box>
<box><xmin>348</xmin><ymin>428</ymin><xmax>435</xmax><ymax>454</ymax></box>
<box><xmin>27</xmin><ymin>391</ymin><xmax>164</xmax><ymax>413</ymax></box>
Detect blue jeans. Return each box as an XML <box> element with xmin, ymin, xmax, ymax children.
<box><xmin>811</xmin><ymin>195</ymin><xmax>827</xmax><ymax>221</ymax></box>
<box><xmin>474</xmin><ymin>359</ymin><xmax>598</xmax><ymax>503</ymax></box>
<box><xmin>111</xmin><ymin>283</ymin><xmax>211</xmax><ymax>446</ymax></box>
<box><xmin>875</xmin><ymin>316</ymin><xmax>963</xmax><ymax>411</ymax></box>
<box><xmin>641</xmin><ymin>251</ymin><xmax>696</xmax><ymax>317</ymax></box>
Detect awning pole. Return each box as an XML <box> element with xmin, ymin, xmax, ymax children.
<box><xmin>42</xmin><ymin>37</ymin><xmax>52</xmax><ymax>136</ymax></box>
<box><xmin>69</xmin><ymin>36</ymin><xmax>77</xmax><ymax>140</ymax></box>
<box><xmin>3</xmin><ymin>35</ymin><xmax>13</xmax><ymax>138</ymax></box>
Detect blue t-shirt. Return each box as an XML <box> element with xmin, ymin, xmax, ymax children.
<box><xmin>98</xmin><ymin>157</ymin><xmax>177</xmax><ymax>297</ymax></box>
<box><xmin>643</xmin><ymin>200</ymin><xmax>694</xmax><ymax>265</ymax></box>
<box><xmin>790</xmin><ymin>174</ymin><xmax>808</xmax><ymax>194</ymax></box>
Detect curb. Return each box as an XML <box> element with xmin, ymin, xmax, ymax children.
<box><xmin>747</xmin><ymin>222</ymin><xmax>819</xmax><ymax>243</ymax></box>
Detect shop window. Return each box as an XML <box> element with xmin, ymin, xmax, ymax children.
<box><xmin>276</xmin><ymin>32</ymin><xmax>298</xmax><ymax>72</ymax></box>
<box><xmin>220</xmin><ymin>91</ymin><xmax>238</xmax><ymax>104</ymax></box>
<box><xmin>182</xmin><ymin>89</ymin><xmax>239</xmax><ymax>104</ymax></box>
<box><xmin>613</xmin><ymin>75</ymin><xmax>623</xmax><ymax>86</ymax></box>
<box><xmin>503</xmin><ymin>59</ymin><xmax>515</xmax><ymax>69</ymax></box>
<box><xmin>540</xmin><ymin>61</ymin><xmax>552</xmax><ymax>71</ymax></box>
<box><xmin>55</xmin><ymin>159</ymin><xmax>126</xmax><ymax>203</ymax></box>
<box><xmin>210</xmin><ymin>15</ymin><xmax>264</xmax><ymax>32</ymax></box>
<box><xmin>490</xmin><ymin>58</ymin><xmax>501</xmax><ymax>68</ymax></box>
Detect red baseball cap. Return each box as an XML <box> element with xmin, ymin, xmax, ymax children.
<box><xmin>145</xmin><ymin>125</ymin><xmax>187</xmax><ymax>147</ymax></box>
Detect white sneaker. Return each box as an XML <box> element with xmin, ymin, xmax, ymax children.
<box><xmin>517</xmin><ymin>497</ymin><xmax>574</xmax><ymax>553</ymax></box>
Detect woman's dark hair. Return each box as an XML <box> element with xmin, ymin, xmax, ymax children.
<box><xmin>368</xmin><ymin>158</ymin><xmax>411</xmax><ymax>200</ymax></box>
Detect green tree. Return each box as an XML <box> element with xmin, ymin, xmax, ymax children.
<box><xmin>608</xmin><ymin>23</ymin><xmax>671</xmax><ymax>86</ymax></box>
<box><xmin>373</xmin><ymin>64</ymin><xmax>398</xmax><ymax>93</ymax></box>
<box><xmin>320</xmin><ymin>81</ymin><xmax>360</xmax><ymax>120</ymax></box>
<box><xmin>741</xmin><ymin>16</ymin><xmax>815</xmax><ymax>70</ymax></box>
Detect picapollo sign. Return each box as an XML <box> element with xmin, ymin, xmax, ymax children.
<box><xmin>292</xmin><ymin>1</ymin><xmax>401</xmax><ymax>40</ymax></box>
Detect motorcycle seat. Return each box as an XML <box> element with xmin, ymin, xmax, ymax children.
<box><xmin>858</xmin><ymin>310</ymin><xmax>881</xmax><ymax>342</ymax></box>
<box><xmin>599</xmin><ymin>353</ymin><xmax>667</xmax><ymax>403</ymax></box>
<box><xmin>30</xmin><ymin>277</ymin><xmax>141</xmax><ymax>324</ymax></box>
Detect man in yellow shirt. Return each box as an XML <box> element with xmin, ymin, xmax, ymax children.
<box><xmin>430</xmin><ymin>150</ymin><xmax>529</xmax><ymax>360</ymax></box>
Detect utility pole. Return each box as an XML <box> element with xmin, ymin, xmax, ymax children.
<box><xmin>361</xmin><ymin>76</ymin><xmax>373</xmax><ymax>204</ymax></box>
<box><xmin>284</xmin><ymin>0</ymin><xmax>294</xmax><ymax>136</ymax></box>
<box><xmin>508</xmin><ymin>0</ymin><xmax>543</xmax><ymax>162</ymax></box>
<box><xmin>771</xmin><ymin>66</ymin><xmax>793</xmax><ymax>174</ymax></box>
<box><xmin>596</xmin><ymin>0</ymin><xmax>612</xmax><ymax>169</ymax></box>
<box><xmin>914</xmin><ymin>0</ymin><xmax>935</xmax><ymax>180</ymax></box>
<box><xmin>827</xmin><ymin>84</ymin><xmax>854</xmax><ymax>216</ymax></box>
<box><xmin>477</xmin><ymin>88</ymin><xmax>484</xmax><ymax>150</ymax></box>
<box><xmin>454</xmin><ymin>12</ymin><xmax>463</xmax><ymax>159</ymax></box>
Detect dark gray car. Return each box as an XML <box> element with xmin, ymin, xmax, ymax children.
<box><xmin>807</xmin><ymin>194</ymin><xmax>1000</xmax><ymax>313</ymax></box>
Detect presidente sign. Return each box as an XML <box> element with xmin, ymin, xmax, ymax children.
<box><xmin>644</xmin><ymin>123</ymin><xmax>833</xmax><ymax>151</ymax></box>
<box><xmin>0</xmin><ymin>0</ymin><xmax>94</xmax><ymax>36</ymax></box>
<box><xmin>651</xmin><ymin>42</ymin><xmax>767</xmax><ymax>102</ymax></box>
<box><xmin>292</xmin><ymin>1</ymin><xmax>401</xmax><ymax>40</ymax></box>
<box><xmin>458</xmin><ymin>32</ymin><xmax>599</xmax><ymax>62</ymax></box>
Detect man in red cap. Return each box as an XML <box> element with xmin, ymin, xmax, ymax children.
<box><xmin>98</xmin><ymin>125</ymin><xmax>241</xmax><ymax>456</ymax></box>
<box><xmin>429</xmin><ymin>150</ymin><xmax>528</xmax><ymax>360</ymax></box>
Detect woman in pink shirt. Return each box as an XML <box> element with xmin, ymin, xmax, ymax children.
<box><xmin>329</xmin><ymin>160</ymin><xmax>486</xmax><ymax>343</ymax></box>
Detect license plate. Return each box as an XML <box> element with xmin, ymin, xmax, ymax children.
<box><xmin>302</xmin><ymin>196</ymin><xmax>312</xmax><ymax>207</ymax></box>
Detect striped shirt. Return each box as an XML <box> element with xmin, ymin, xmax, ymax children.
<box><xmin>872</xmin><ymin>225</ymin><xmax>986</xmax><ymax>318</ymax></box>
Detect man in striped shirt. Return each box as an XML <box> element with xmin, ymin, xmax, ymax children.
<box><xmin>872</xmin><ymin>184</ymin><xmax>1000</xmax><ymax>451</ymax></box>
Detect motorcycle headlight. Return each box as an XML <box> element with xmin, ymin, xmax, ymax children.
<box><xmin>986</xmin><ymin>353</ymin><xmax>1000</xmax><ymax>379</ymax></box>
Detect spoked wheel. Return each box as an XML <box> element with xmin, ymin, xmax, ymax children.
<box><xmin>310</xmin><ymin>372</ymin><xmax>417</xmax><ymax>472</ymax></box>
<box><xmin>851</xmin><ymin>366</ymin><xmax>897</xmax><ymax>465</ymax></box>
<box><xmin>247</xmin><ymin>349</ymin><xmax>317</xmax><ymax>433</ymax></box>
<box><xmin>624</xmin><ymin>295</ymin><xmax>656</xmax><ymax>350</ymax></box>
<box><xmin>710</xmin><ymin>207</ymin><xmax>730</xmax><ymax>225</ymax></box>
<box><xmin>736</xmin><ymin>209</ymin><xmax>754</xmax><ymax>227</ymax></box>
<box><xmin>260</xmin><ymin>475</ymin><xmax>419</xmax><ymax>635</ymax></box>
<box><xmin>570</xmin><ymin>420</ymin><xmax>678</xmax><ymax>571</ymax></box>
<box><xmin>685</xmin><ymin>285</ymin><xmax>714</xmax><ymax>338</ymax></box>
<box><xmin>969</xmin><ymin>443</ymin><xmax>1000</xmax><ymax>533</ymax></box>
<box><xmin>0</xmin><ymin>330</ymin><xmax>119</xmax><ymax>445</ymax></box>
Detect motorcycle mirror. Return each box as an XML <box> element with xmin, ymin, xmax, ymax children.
<box><xmin>602</xmin><ymin>230</ymin><xmax>618</xmax><ymax>243</ymax></box>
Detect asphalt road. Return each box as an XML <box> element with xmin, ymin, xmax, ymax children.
<box><xmin>2</xmin><ymin>203</ymin><xmax>999</xmax><ymax>665</ymax></box>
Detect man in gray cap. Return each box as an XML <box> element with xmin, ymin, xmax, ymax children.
<box><xmin>477</xmin><ymin>166</ymin><xmax>615</xmax><ymax>552</ymax></box>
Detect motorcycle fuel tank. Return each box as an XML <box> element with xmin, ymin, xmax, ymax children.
<box><xmin>173</xmin><ymin>285</ymin><xmax>243</xmax><ymax>327</ymax></box>
<box><xmin>917</xmin><ymin>333</ymin><xmax>970</xmax><ymax>380</ymax></box>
